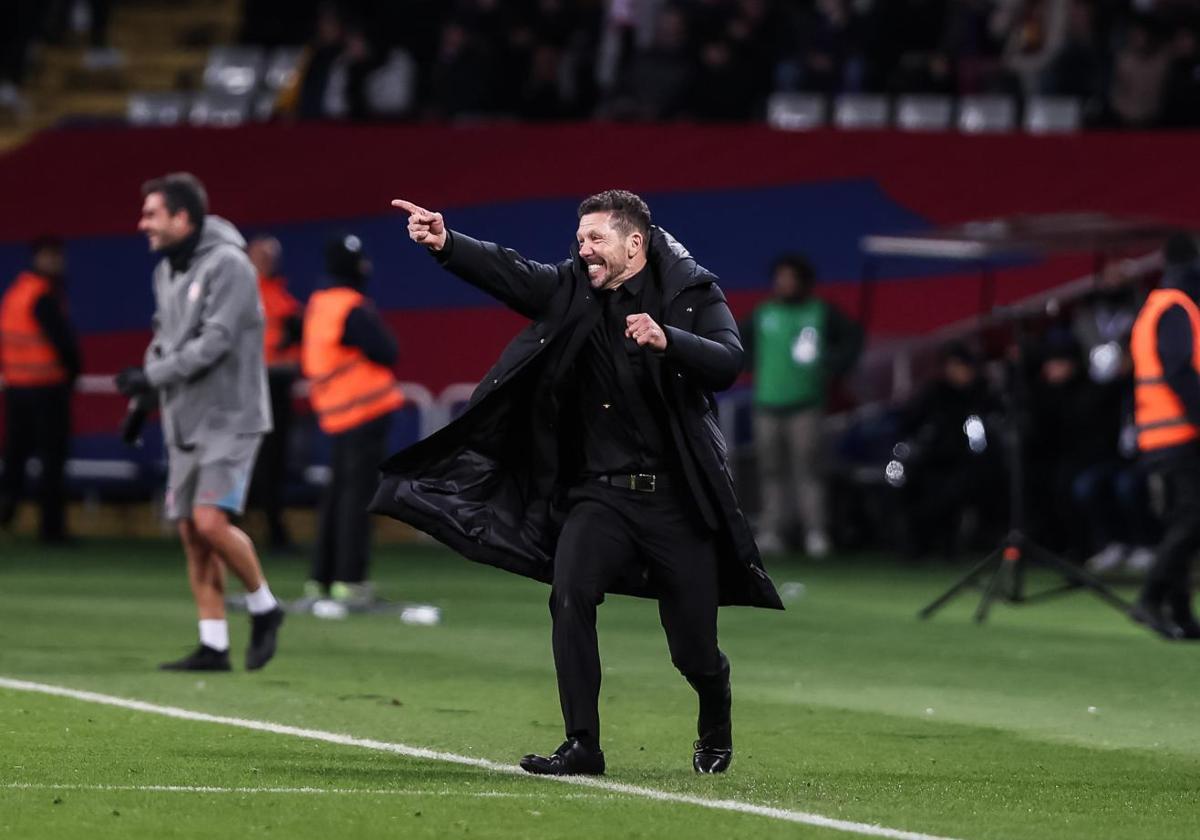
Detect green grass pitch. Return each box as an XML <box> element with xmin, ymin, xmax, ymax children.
<box><xmin>1</xmin><ymin>539</ymin><xmax>1198</xmax><ymax>839</ymax></box>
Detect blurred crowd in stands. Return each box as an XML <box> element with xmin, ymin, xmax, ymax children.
<box><xmin>5</xmin><ymin>1</ymin><xmax>1200</xmax><ymax>127</ymax></box>
<box><xmin>243</xmin><ymin>0</ymin><xmax>1200</xmax><ymax>126</ymax></box>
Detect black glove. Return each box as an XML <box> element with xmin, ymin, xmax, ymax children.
<box><xmin>120</xmin><ymin>403</ymin><xmax>148</xmax><ymax>447</ymax></box>
<box><xmin>115</xmin><ymin>366</ymin><xmax>151</xmax><ymax>397</ymax></box>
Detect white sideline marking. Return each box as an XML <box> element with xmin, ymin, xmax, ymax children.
<box><xmin>0</xmin><ymin>677</ymin><xmax>964</xmax><ymax>840</ymax></box>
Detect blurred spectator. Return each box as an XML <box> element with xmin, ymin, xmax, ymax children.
<box><xmin>744</xmin><ymin>254</ymin><xmax>863</xmax><ymax>557</ymax></box>
<box><xmin>430</xmin><ymin>22</ymin><xmax>497</xmax><ymax>118</ymax></box>
<box><xmin>892</xmin><ymin>343</ymin><xmax>1005</xmax><ymax>560</ymax></box>
<box><xmin>998</xmin><ymin>0</ymin><xmax>1069</xmax><ymax>97</ymax></box>
<box><xmin>608</xmin><ymin>5</ymin><xmax>694</xmax><ymax>119</ymax></box>
<box><xmin>1026</xmin><ymin>331</ymin><xmax>1124</xmax><ymax>558</ymax></box>
<box><xmin>1106</xmin><ymin>17</ymin><xmax>1172</xmax><ymax>127</ymax></box>
<box><xmin>782</xmin><ymin>0</ymin><xmax>858</xmax><ymax>93</ymax></box>
<box><xmin>300</xmin><ymin>234</ymin><xmax>402</xmax><ymax>611</ymax></box>
<box><xmin>1070</xmin><ymin>259</ymin><xmax>1138</xmax><ymax>384</ymax></box>
<box><xmin>1162</xmin><ymin>23</ymin><xmax>1200</xmax><ymax>127</ymax></box>
<box><xmin>1041</xmin><ymin>0</ymin><xmax>1106</xmax><ymax>103</ymax></box>
<box><xmin>279</xmin><ymin>2</ymin><xmax>347</xmax><ymax>120</ymax></box>
<box><xmin>1</xmin><ymin>1</ymin><xmax>44</xmax><ymax>113</ymax></box>
<box><xmin>0</xmin><ymin>237</ymin><xmax>81</xmax><ymax>543</ymax></box>
<box><xmin>247</xmin><ymin>236</ymin><xmax>302</xmax><ymax>553</ymax></box>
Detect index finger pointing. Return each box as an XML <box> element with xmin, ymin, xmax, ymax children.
<box><xmin>391</xmin><ymin>198</ymin><xmax>428</xmax><ymax>215</ymax></box>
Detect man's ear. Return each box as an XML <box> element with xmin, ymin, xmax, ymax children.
<box><xmin>628</xmin><ymin>231</ymin><xmax>644</xmax><ymax>258</ymax></box>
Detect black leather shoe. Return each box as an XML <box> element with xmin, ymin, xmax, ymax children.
<box><xmin>519</xmin><ymin>738</ymin><xmax>605</xmax><ymax>776</ymax></box>
<box><xmin>693</xmin><ymin>725</ymin><xmax>733</xmax><ymax>774</ymax></box>
<box><xmin>1130</xmin><ymin>599</ymin><xmax>1183</xmax><ymax>640</ymax></box>
<box><xmin>246</xmin><ymin>607</ymin><xmax>285</xmax><ymax>671</ymax></box>
<box><xmin>159</xmin><ymin>644</ymin><xmax>231</xmax><ymax>672</ymax></box>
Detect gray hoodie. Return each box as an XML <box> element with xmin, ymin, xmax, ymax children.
<box><xmin>144</xmin><ymin>215</ymin><xmax>272</xmax><ymax>449</ymax></box>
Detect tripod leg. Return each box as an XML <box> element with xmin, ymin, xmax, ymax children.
<box><xmin>974</xmin><ymin>551</ymin><xmax>1012</xmax><ymax>623</ymax></box>
<box><xmin>919</xmin><ymin>548</ymin><xmax>1003</xmax><ymax>619</ymax></box>
<box><xmin>1026</xmin><ymin>544</ymin><xmax>1133</xmax><ymax>613</ymax></box>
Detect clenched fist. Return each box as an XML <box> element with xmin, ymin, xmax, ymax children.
<box><xmin>392</xmin><ymin>198</ymin><xmax>447</xmax><ymax>252</ymax></box>
<box><xmin>625</xmin><ymin>313</ymin><xmax>667</xmax><ymax>351</ymax></box>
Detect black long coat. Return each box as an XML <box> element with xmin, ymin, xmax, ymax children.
<box><xmin>370</xmin><ymin>226</ymin><xmax>783</xmax><ymax>610</ymax></box>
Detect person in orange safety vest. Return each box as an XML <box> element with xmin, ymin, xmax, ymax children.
<box><xmin>246</xmin><ymin>235</ymin><xmax>303</xmax><ymax>552</ymax></box>
<box><xmin>1128</xmin><ymin>233</ymin><xmax>1200</xmax><ymax>640</ymax></box>
<box><xmin>300</xmin><ymin>233</ymin><xmax>402</xmax><ymax>610</ymax></box>
<box><xmin>0</xmin><ymin>236</ymin><xmax>80</xmax><ymax>542</ymax></box>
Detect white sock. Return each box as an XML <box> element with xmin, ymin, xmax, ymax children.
<box><xmin>198</xmin><ymin>619</ymin><xmax>229</xmax><ymax>652</ymax></box>
<box><xmin>245</xmin><ymin>582</ymin><xmax>278</xmax><ymax>615</ymax></box>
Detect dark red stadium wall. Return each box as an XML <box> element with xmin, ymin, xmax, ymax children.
<box><xmin>2</xmin><ymin>123</ymin><xmax>1198</xmax><ymax>398</ymax></box>
<box><xmin>4</xmin><ymin>124</ymin><xmax>1200</xmax><ymax>238</ymax></box>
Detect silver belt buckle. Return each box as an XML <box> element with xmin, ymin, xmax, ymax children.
<box><xmin>631</xmin><ymin>473</ymin><xmax>657</xmax><ymax>493</ymax></box>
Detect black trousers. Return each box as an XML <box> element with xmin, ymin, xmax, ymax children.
<box><xmin>1143</xmin><ymin>455</ymin><xmax>1200</xmax><ymax>614</ymax></box>
<box><xmin>550</xmin><ymin>480</ymin><xmax>729</xmax><ymax>746</ymax></box>
<box><xmin>0</xmin><ymin>385</ymin><xmax>70</xmax><ymax>540</ymax></box>
<box><xmin>249</xmin><ymin>372</ymin><xmax>295</xmax><ymax>546</ymax></box>
<box><xmin>311</xmin><ymin>411</ymin><xmax>392</xmax><ymax>586</ymax></box>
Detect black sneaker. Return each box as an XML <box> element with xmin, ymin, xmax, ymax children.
<box><xmin>693</xmin><ymin>724</ymin><xmax>733</xmax><ymax>774</ymax></box>
<box><xmin>159</xmin><ymin>644</ymin><xmax>231</xmax><ymax>672</ymax></box>
<box><xmin>519</xmin><ymin>738</ymin><xmax>605</xmax><ymax>776</ymax></box>
<box><xmin>246</xmin><ymin>607</ymin><xmax>285</xmax><ymax>671</ymax></box>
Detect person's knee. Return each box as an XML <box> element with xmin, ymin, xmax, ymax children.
<box><xmin>669</xmin><ymin>638</ymin><xmax>723</xmax><ymax>678</ymax></box>
<box><xmin>548</xmin><ymin>584</ymin><xmax>601</xmax><ymax>618</ymax></box>
<box><xmin>192</xmin><ymin>506</ymin><xmax>230</xmax><ymax>545</ymax></box>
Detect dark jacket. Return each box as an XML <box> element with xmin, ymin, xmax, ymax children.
<box><xmin>370</xmin><ymin>227</ymin><xmax>783</xmax><ymax>610</ymax></box>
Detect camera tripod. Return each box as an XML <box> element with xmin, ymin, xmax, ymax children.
<box><xmin>918</xmin><ymin>323</ymin><xmax>1133</xmax><ymax>623</ymax></box>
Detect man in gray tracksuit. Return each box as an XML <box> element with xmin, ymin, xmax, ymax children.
<box><xmin>117</xmin><ymin>172</ymin><xmax>284</xmax><ymax>672</ymax></box>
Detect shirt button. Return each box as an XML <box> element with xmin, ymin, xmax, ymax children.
<box><xmin>492</xmin><ymin>379</ymin><xmax>499</xmax><ymax>384</ymax></box>
<box><xmin>539</xmin><ymin>338</ymin><xmax>545</xmax><ymax>344</ymax></box>
<box><xmin>686</xmin><ymin>307</ymin><xmax>693</xmax><ymax>312</ymax></box>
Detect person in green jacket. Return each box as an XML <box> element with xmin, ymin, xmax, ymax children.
<box><xmin>743</xmin><ymin>254</ymin><xmax>863</xmax><ymax>557</ymax></box>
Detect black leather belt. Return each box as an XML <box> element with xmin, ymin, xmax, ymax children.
<box><xmin>595</xmin><ymin>473</ymin><xmax>667</xmax><ymax>493</ymax></box>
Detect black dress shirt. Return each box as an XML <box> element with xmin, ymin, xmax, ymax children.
<box><xmin>574</xmin><ymin>266</ymin><xmax>672</xmax><ymax>476</ymax></box>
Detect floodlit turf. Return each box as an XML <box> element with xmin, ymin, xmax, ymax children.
<box><xmin>2</xmin><ymin>538</ymin><xmax>1199</xmax><ymax>840</ymax></box>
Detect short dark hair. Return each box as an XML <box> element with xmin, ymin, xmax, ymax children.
<box><xmin>141</xmin><ymin>172</ymin><xmax>209</xmax><ymax>226</ymax></box>
<box><xmin>772</xmin><ymin>253</ymin><xmax>816</xmax><ymax>286</ymax></box>
<box><xmin>577</xmin><ymin>189</ymin><xmax>651</xmax><ymax>238</ymax></box>
<box><xmin>30</xmin><ymin>235</ymin><xmax>64</xmax><ymax>257</ymax></box>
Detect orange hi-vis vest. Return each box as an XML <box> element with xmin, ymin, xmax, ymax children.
<box><xmin>302</xmin><ymin>287</ymin><xmax>403</xmax><ymax>434</ymax></box>
<box><xmin>1131</xmin><ymin>287</ymin><xmax>1200</xmax><ymax>452</ymax></box>
<box><xmin>259</xmin><ymin>275</ymin><xmax>302</xmax><ymax>370</ymax></box>
<box><xmin>0</xmin><ymin>272</ymin><xmax>68</xmax><ymax>387</ymax></box>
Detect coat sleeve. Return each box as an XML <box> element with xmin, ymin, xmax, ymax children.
<box><xmin>663</xmin><ymin>286</ymin><xmax>744</xmax><ymax>392</ymax></box>
<box><xmin>144</xmin><ymin>250</ymin><xmax>253</xmax><ymax>388</ymax></box>
<box><xmin>434</xmin><ymin>230</ymin><xmax>562</xmax><ymax>320</ymax></box>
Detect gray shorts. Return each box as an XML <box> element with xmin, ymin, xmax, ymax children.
<box><xmin>165</xmin><ymin>434</ymin><xmax>262</xmax><ymax>521</ymax></box>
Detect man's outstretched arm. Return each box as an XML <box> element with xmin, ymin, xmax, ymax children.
<box><xmin>392</xmin><ymin>198</ymin><xmax>560</xmax><ymax>320</ymax></box>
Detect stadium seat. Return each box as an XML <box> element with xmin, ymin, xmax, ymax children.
<box><xmin>1025</xmin><ymin>96</ymin><xmax>1083</xmax><ymax>134</ymax></box>
<box><xmin>958</xmin><ymin>95</ymin><xmax>1016</xmax><ymax>134</ymax></box>
<box><xmin>366</xmin><ymin>49</ymin><xmax>417</xmax><ymax>117</ymax></box>
<box><xmin>203</xmin><ymin>46</ymin><xmax>266</xmax><ymax>96</ymax></box>
<box><xmin>253</xmin><ymin>90</ymin><xmax>279</xmax><ymax>122</ymax></box>
<box><xmin>127</xmin><ymin>92</ymin><xmax>189</xmax><ymax>126</ymax></box>
<box><xmin>895</xmin><ymin>95</ymin><xmax>953</xmax><ymax>131</ymax></box>
<box><xmin>766</xmin><ymin>93</ymin><xmax>826</xmax><ymax>131</ymax></box>
<box><xmin>264</xmin><ymin>47</ymin><xmax>304</xmax><ymax>91</ymax></box>
<box><xmin>833</xmin><ymin>94</ymin><xmax>888</xmax><ymax>130</ymax></box>
<box><xmin>188</xmin><ymin>91</ymin><xmax>253</xmax><ymax>127</ymax></box>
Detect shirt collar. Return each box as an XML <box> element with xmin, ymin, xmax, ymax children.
<box><xmin>617</xmin><ymin>264</ymin><xmax>648</xmax><ymax>298</ymax></box>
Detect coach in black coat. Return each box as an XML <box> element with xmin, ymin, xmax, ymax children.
<box><xmin>373</xmin><ymin>190</ymin><xmax>781</xmax><ymax>776</ymax></box>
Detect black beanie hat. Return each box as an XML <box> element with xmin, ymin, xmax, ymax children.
<box><xmin>326</xmin><ymin>233</ymin><xmax>366</xmax><ymax>282</ymax></box>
